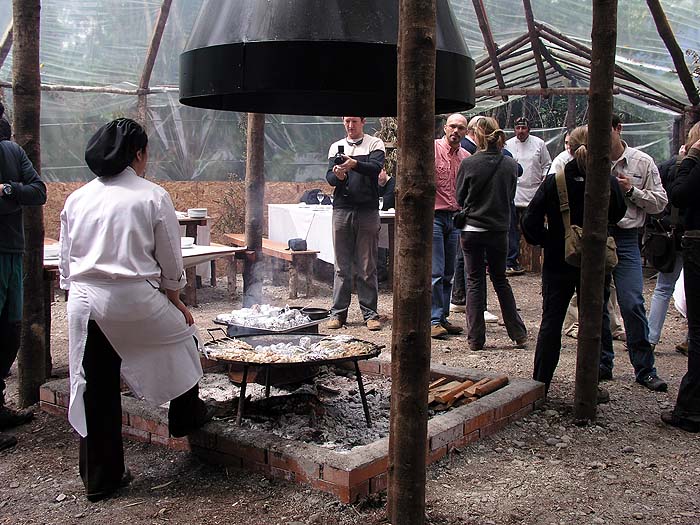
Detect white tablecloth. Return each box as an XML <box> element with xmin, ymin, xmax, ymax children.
<box><xmin>268</xmin><ymin>204</ymin><xmax>392</xmax><ymax>264</ymax></box>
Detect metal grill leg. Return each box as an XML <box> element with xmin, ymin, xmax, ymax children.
<box><xmin>354</xmin><ymin>360</ymin><xmax>372</xmax><ymax>428</ymax></box>
<box><xmin>265</xmin><ymin>366</ymin><xmax>271</xmax><ymax>398</ymax></box>
<box><xmin>236</xmin><ymin>365</ymin><xmax>249</xmax><ymax>425</ymax></box>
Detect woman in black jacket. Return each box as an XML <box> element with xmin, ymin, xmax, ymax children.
<box><xmin>521</xmin><ymin>126</ymin><xmax>627</xmax><ymax>394</ymax></box>
<box><xmin>455</xmin><ymin>117</ymin><xmax>527</xmax><ymax>351</ymax></box>
<box><xmin>663</xmin><ymin>135</ymin><xmax>700</xmax><ymax>432</ymax></box>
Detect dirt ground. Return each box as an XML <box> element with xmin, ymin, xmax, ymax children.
<box><xmin>1</xmin><ymin>271</ymin><xmax>698</xmax><ymax>525</ymax></box>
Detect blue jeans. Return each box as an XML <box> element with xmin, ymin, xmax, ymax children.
<box><xmin>647</xmin><ymin>253</ymin><xmax>684</xmax><ymax>345</ymax></box>
<box><xmin>431</xmin><ymin>211</ymin><xmax>460</xmax><ymax>325</ymax></box>
<box><xmin>507</xmin><ymin>203</ymin><xmax>523</xmax><ymax>268</ymax></box>
<box><xmin>603</xmin><ymin>227</ymin><xmax>657</xmax><ymax>380</ymax></box>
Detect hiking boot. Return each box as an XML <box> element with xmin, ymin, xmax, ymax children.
<box><xmin>599</xmin><ymin>368</ymin><xmax>613</xmax><ymax>381</ymax></box>
<box><xmin>483</xmin><ymin>310</ymin><xmax>499</xmax><ymax>324</ymax></box>
<box><xmin>660</xmin><ymin>411</ymin><xmax>700</xmax><ymax>433</ymax></box>
<box><xmin>675</xmin><ymin>341</ymin><xmax>689</xmax><ymax>356</ymax></box>
<box><xmin>431</xmin><ymin>324</ymin><xmax>448</xmax><ymax>339</ymax></box>
<box><xmin>0</xmin><ymin>433</ymin><xmax>17</xmax><ymax>452</ymax></box>
<box><xmin>326</xmin><ymin>318</ymin><xmax>344</xmax><ymax>330</ymax></box>
<box><xmin>441</xmin><ymin>321</ymin><xmax>463</xmax><ymax>335</ymax></box>
<box><xmin>170</xmin><ymin>405</ymin><xmax>215</xmax><ymax>438</ymax></box>
<box><xmin>450</xmin><ymin>303</ymin><xmax>466</xmax><ymax>313</ymax></box>
<box><xmin>514</xmin><ymin>336</ymin><xmax>528</xmax><ymax>349</ymax></box>
<box><xmin>637</xmin><ymin>374</ymin><xmax>668</xmax><ymax>392</ymax></box>
<box><xmin>366</xmin><ymin>318</ymin><xmax>382</xmax><ymax>331</ymax></box>
<box><xmin>0</xmin><ymin>406</ymin><xmax>34</xmax><ymax>431</ymax></box>
<box><xmin>506</xmin><ymin>265</ymin><xmax>525</xmax><ymax>276</ymax></box>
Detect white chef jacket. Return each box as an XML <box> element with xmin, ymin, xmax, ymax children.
<box><xmin>506</xmin><ymin>134</ymin><xmax>552</xmax><ymax>207</ymax></box>
<box><xmin>548</xmin><ymin>150</ymin><xmax>573</xmax><ymax>175</ymax></box>
<box><xmin>59</xmin><ymin>167</ymin><xmax>203</xmax><ymax>437</ymax></box>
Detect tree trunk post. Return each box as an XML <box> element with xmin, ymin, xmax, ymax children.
<box><xmin>243</xmin><ymin>113</ymin><xmax>265</xmax><ymax>307</ymax></box>
<box><xmin>387</xmin><ymin>1</ymin><xmax>436</xmax><ymax>523</ymax></box>
<box><xmin>574</xmin><ymin>0</ymin><xmax>618</xmax><ymax>423</ymax></box>
<box><xmin>13</xmin><ymin>0</ymin><xmax>46</xmax><ymax>406</ymax></box>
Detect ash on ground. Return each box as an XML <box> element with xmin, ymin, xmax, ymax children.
<box><xmin>198</xmin><ymin>367</ymin><xmax>391</xmax><ymax>451</ymax></box>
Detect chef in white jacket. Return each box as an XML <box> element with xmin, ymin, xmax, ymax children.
<box><xmin>59</xmin><ymin>118</ymin><xmax>212</xmax><ymax>502</ymax></box>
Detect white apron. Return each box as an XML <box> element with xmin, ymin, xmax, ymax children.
<box><xmin>67</xmin><ymin>279</ymin><xmax>203</xmax><ymax>437</ymax></box>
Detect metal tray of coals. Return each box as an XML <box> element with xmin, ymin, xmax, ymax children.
<box><xmin>202</xmin><ymin>332</ymin><xmax>382</xmax><ymax>368</ymax></box>
<box><xmin>212</xmin><ymin>318</ymin><xmax>329</xmax><ymax>336</ymax></box>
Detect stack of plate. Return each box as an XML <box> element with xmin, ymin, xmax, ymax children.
<box><xmin>187</xmin><ymin>208</ymin><xmax>207</xmax><ymax>218</ymax></box>
<box><xmin>44</xmin><ymin>244</ymin><xmax>60</xmax><ymax>260</ymax></box>
<box><xmin>181</xmin><ymin>236</ymin><xmax>195</xmax><ymax>249</ymax></box>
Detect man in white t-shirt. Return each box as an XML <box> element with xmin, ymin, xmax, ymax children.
<box><xmin>505</xmin><ymin>117</ymin><xmax>551</xmax><ymax>275</ymax></box>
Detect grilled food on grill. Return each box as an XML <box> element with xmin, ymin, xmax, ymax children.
<box><xmin>203</xmin><ymin>335</ymin><xmax>378</xmax><ymax>364</ymax></box>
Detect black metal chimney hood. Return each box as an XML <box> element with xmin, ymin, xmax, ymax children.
<box><xmin>179</xmin><ymin>0</ymin><xmax>475</xmax><ymax>116</ymax></box>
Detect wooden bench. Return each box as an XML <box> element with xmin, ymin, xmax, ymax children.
<box><xmin>224</xmin><ymin>233</ymin><xmax>318</xmax><ymax>299</ymax></box>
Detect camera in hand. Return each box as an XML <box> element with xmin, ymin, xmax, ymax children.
<box><xmin>334</xmin><ymin>145</ymin><xmax>345</xmax><ymax>165</ymax></box>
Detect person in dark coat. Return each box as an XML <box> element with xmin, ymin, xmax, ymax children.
<box><xmin>521</xmin><ymin>125</ymin><xmax>627</xmax><ymax>395</ymax></box>
<box><xmin>663</xmin><ymin>132</ymin><xmax>700</xmax><ymax>433</ymax></box>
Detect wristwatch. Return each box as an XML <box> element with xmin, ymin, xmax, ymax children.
<box><xmin>625</xmin><ymin>187</ymin><xmax>634</xmax><ymax>198</ymax></box>
<box><xmin>1</xmin><ymin>183</ymin><xmax>12</xmax><ymax>197</ymax></box>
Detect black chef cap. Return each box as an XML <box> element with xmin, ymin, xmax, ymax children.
<box><xmin>85</xmin><ymin>118</ymin><xmax>148</xmax><ymax>177</ymax></box>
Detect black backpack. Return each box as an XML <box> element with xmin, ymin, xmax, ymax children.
<box><xmin>299</xmin><ymin>188</ymin><xmax>331</xmax><ymax>205</ymax></box>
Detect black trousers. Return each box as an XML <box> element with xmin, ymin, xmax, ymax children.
<box><xmin>533</xmin><ymin>271</ymin><xmax>612</xmax><ymax>391</ymax></box>
<box><xmin>79</xmin><ymin>321</ymin><xmax>206</xmax><ymax>496</ymax></box>
<box><xmin>673</xmin><ymin>236</ymin><xmax>700</xmax><ymax>424</ymax></box>
<box><xmin>0</xmin><ymin>305</ymin><xmax>21</xmax><ymax>407</ymax></box>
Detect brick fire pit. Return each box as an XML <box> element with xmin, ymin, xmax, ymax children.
<box><xmin>40</xmin><ymin>360</ymin><xmax>544</xmax><ymax>503</ymax></box>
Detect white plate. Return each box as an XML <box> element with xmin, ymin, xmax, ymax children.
<box><xmin>181</xmin><ymin>245</ymin><xmax>195</xmax><ymax>250</ymax></box>
<box><xmin>44</xmin><ymin>255</ymin><xmax>60</xmax><ymax>260</ymax></box>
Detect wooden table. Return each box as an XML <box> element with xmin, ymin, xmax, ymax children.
<box><xmin>178</xmin><ymin>215</ymin><xmax>211</xmax><ymax>301</ymax></box>
<box><xmin>181</xmin><ymin>244</ymin><xmax>247</xmax><ymax>306</ymax></box>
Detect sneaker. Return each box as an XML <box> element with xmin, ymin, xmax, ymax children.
<box><xmin>0</xmin><ymin>432</ymin><xmax>17</xmax><ymax>452</ymax></box>
<box><xmin>675</xmin><ymin>341</ymin><xmax>688</xmax><ymax>356</ymax></box>
<box><xmin>441</xmin><ymin>321</ymin><xmax>463</xmax><ymax>335</ymax></box>
<box><xmin>431</xmin><ymin>324</ymin><xmax>448</xmax><ymax>339</ymax></box>
<box><xmin>514</xmin><ymin>336</ymin><xmax>527</xmax><ymax>349</ymax></box>
<box><xmin>469</xmin><ymin>343</ymin><xmax>484</xmax><ymax>351</ymax></box>
<box><xmin>637</xmin><ymin>374</ymin><xmax>668</xmax><ymax>392</ymax></box>
<box><xmin>0</xmin><ymin>406</ymin><xmax>34</xmax><ymax>431</ymax></box>
<box><xmin>326</xmin><ymin>318</ymin><xmax>344</xmax><ymax>330</ymax></box>
<box><xmin>612</xmin><ymin>331</ymin><xmax>626</xmax><ymax>342</ymax></box>
<box><xmin>450</xmin><ymin>303</ymin><xmax>466</xmax><ymax>313</ymax></box>
<box><xmin>483</xmin><ymin>310</ymin><xmax>499</xmax><ymax>324</ymax></box>
<box><xmin>506</xmin><ymin>265</ymin><xmax>525</xmax><ymax>276</ymax></box>
<box><xmin>660</xmin><ymin>411</ymin><xmax>700</xmax><ymax>433</ymax></box>
<box><xmin>597</xmin><ymin>387</ymin><xmax>610</xmax><ymax>405</ymax></box>
<box><xmin>366</xmin><ymin>318</ymin><xmax>382</xmax><ymax>331</ymax></box>
<box><xmin>564</xmin><ymin>323</ymin><xmax>578</xmax><ymax>339</ymax></box>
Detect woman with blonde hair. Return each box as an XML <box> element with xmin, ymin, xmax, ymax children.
<box><xmin>522</xmin><ymin>125</ymin><xmax>627</xmax><ymax>395</ymax></box>
<box><xmin>455</xmin><ymin>117</ymin><xmax>527</xmax><ymax>351</ymax></box>
<box><xmin>647</xmin><ymin>122</ymin><xmax>700</xmax><ymax>353</ymax></box>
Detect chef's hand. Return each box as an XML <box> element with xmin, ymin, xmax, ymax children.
<box><xmin>166</xmin><ymin>289</ymin><xmax>195</xmax><ymax>326</ymax></box>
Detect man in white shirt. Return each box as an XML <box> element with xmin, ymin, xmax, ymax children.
<box><xmin>600</xmin><ymin>116</ymin><xmax>668</xmax><ymax>392</ymax></box>
<box><xmin>505</xmin><ymin>117</ymin><xmax>552</xmax><ymax>275</ymax></box>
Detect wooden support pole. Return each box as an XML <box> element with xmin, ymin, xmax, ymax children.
<box><xmin>472</xmin><ymin>0</ymin><xmax>508</xmax><ymax>101</ymax></box>
<box><xmin>243</xmin><ymin>113</ymin><xmax>265</xmax><ymax>307</ymax></box>
<box><xmin>137</xmin><ymin>0</ymin><xmax>173</xmax><ymax>125</ymax></box>
<box><xmin>473</xmin><ymin>33</ymin><xmax>530</xmax><ymax>71</ymax></box>
<box><xmin>388</xmin><ymin>0</ymin><xmax>436</xmax><ymax>522</ymax></box>
<box><xmin>574</xmin><ymin>0</ymin><xmax>618</xmax><ymax>424</ymax></box>
<box><xmin>522</xmin><ymin>0</ymin><xmax>548</xmax><ymax>92</ymax></box>
<box><xmin>646</xmin><ymin>0</ymin><xmax>699</xmax><ymax>106</ymax></box>
<box><xmin>13</xmin><ymin>0</ymin><xmax>46</xmax><ymax>406</ymax></box>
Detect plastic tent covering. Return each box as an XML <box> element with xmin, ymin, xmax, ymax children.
<box><xmin>0</xmin><ymin>0</ymin><xmax>696</xmax><ymax>182</ymax></box>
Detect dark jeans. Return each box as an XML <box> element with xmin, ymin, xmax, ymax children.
<box><xmin>673</xmin><ymin>234</ymin><xmax>700</xmax><ymax>423</ymax></box>
<box><xmin>603</xmin><ymin>227</ymin><xmax>656</xmax><ymax>380</ymax></box>
<box><xmin>0</xmin><ymin>254</ymin><xmax>22</xmax><ymax>406</ymax></box>
<box><xmin>80</xmin><ymin>321</ymin><xmax>206</xmax><ymax>497</ymax></box>
<box><xmin>331</xmin><ymin>208</ymin><xmax>380</xmax><ymax>321</ymax></box>
<box><xmin>507</xmin><ymin>203</ymin><xmax>524</xmax><ymax>268</ymax></box>
<box><xmin>461</xmin><ymin>231</ymin><xmax>526</xmax><ymax>348</ymax></box>
<box><xmin>533</xmin><ymin>271</ymin><xmax>612</xmax><ymax>390</ymax></box>
<box><xmin>0</xmin><ymin>307</ymin><xmax>21</xmax><ymax>407</ymax></box>
<box><xmin>431</xmin><ymin>211</ymin><xmax>460</xmax><ymax>325</ymax></box>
